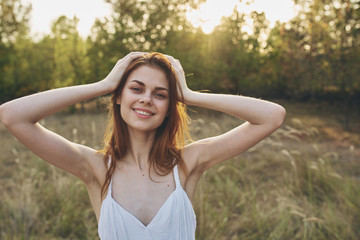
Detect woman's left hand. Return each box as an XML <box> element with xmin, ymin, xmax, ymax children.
<box><xmin>165</xmin><ymin>55</ymin><xmax>191</xmax><ymax>103</ymax></box>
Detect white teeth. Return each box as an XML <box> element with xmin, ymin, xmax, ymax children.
<box><xmin>134</xmin><ymin>110</ymin><xmax>152</xmax><ymax>116</ymax></box>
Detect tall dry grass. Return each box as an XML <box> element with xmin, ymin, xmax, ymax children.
<box><xmin>0</xmin><ymin>103</ymin><xmax>359</xmax><ymax>239</ymax></box>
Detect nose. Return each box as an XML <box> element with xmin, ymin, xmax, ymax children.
<box><xmin>138</xmin><ymin>92</ymin><xmax>153</xmax><ymax>105</ymax></box>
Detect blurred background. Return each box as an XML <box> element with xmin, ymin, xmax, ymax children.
<box><xmin>0</xmin><ymin>0</ymin><xmax>359</xmax><ymax>239</ymax></box>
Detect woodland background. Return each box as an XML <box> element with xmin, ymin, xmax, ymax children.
<box><xmin>1</xmin><ymin>0</ymin><xmax>359</xmax><ymax>126</ymax></box>
<box><xmin>1</xmin><ymin>0</ymin><xmax>360</xmax><ymax>239</ymax></box>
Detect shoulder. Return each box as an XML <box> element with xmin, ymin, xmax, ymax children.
<box><xmin>80</xmin><ymin>147</ymin><xmax>107</xmax><ymax>187</ymax></box>
<box><xmin>178</xmin><ymin>142</ymin><xmax>206</xmax><ymax>201</ymax></box>
<box><xmin>182</xmin><ymin>140</ymin><xmax>211</xmax><ymax>175</ymax></box>
<box><xmin>80</xmin><ymin>150</ymin><xmax>108</xmax><ymax>220</ymax></box>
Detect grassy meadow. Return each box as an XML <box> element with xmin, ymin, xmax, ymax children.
<box><xmin>0</xmin><ymin>100</ymin><xmax>359</xmax><ymax>240</ymax></box>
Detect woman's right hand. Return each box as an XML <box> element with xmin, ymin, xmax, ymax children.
<box><xmin>103</xmin><ymin>52</ymin><xmax>146</xmax><ymax>91</ymax></box>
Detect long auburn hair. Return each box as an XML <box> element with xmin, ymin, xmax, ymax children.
<box><xmin>99</xmin><ymin>52</ymin><xmax>190</xmax><ymax>199</ymax></box>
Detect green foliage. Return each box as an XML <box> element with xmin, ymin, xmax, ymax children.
<box><xmin>0</xmin><ymin>0</ymin><xmax>359</xmax><ymax>108</ymax></box>
<box><xmin>0</xmin><ymin>0</ymin><xmax>31</xmax><ymax>44</ymax></box>
<box><xmin>0</xmin><ymin>0</ymin><xmax>32</xmax><ymax>102</ymax></box>
<box><xmin>267</xmin><ymin>0</ymin><xmax>360</xmax><ymax>100</ymax></box>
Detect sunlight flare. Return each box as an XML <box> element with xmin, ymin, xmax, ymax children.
<box><xmin>186</xmin><ymin>0</ymin><xmax>297</xmax><ymax>34</ymax></box>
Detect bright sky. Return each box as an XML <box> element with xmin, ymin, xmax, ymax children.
<box><xmin>26</xmin><ymin>0</ymin><xmax>112</xmax><ymax>38</ymax></box>
<box><xmin>26</xmin><ymin>0</ymin><xmax>297</xmax><ymax>37</ymax></box>
<box><xmin>187</xmin><ymin>0</ymin><xmax>297</xmax><ymax>34</ymax></box>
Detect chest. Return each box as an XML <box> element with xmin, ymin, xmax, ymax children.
<box><xmin>111</xmin><ymin>168</ymin><xmax>176</xmax><ymax>226</ymax></box>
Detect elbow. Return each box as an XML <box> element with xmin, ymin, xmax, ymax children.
<box><xmin>0</xmin><ymin>104</ymin><xmax>7</xmax><ymax>125</ymax></box>
<box><xmin>270</xmin><ymin>105</ymin><xmax>286</xmax><ymax>129</ymax></box>
<box><xmin>0</xmin><ymin>103</ymin><xmax>15</xmax><ymax>128</ymax></box>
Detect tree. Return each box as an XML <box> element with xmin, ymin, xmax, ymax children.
<box><xmin>0</xmin><ymin>0</ymin><xmax>31</xmax><ymax>44</ymax></box>
<box><xmin>86</xmin><ymin>17</ymin><xmax>116</xmax><ymax>86</ymax></box>
<box><xmin>50</xmin><ymin>15</ymin><xmax>90</xmax><ymax>111</ymax></box>
<box><xmin>102</xmin><ymin>0</ymin><xmax>202</xmax><ymax>54</ymax></box>
<box><xmin>0</xmin><ymin>0</ymin><xmax>31</xmax><ymax>102</ymax></box>
<box><xmin>288</xmin><ymin>0</ymin><xmax>359</xmax><ymax>127</ymax></box>
<box><xmin>208</xmin><ymin>7</ymin><xmax>270</xmax><ymax>95</ymax></box>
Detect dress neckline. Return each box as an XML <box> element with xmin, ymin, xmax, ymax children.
<box><xmin>108</xmin><ymin>165</ymin><xmax>180</xmax><ymax>228</ymax></box>
<box><xmin>110</xmin><ymin>187</ymin><xmax>179</xmax><ymax>228</ymax></box>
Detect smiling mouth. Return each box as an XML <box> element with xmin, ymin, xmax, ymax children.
<box><xmin>133</xmin><ymin>109</ymin><xmax>154</xmax><ymax>116</ymax></box>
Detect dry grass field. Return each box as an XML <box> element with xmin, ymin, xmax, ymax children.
<box><xmin>0</xmin><ymin>100</ymin><xmax>359</xmax><ymax>240</ymax></box>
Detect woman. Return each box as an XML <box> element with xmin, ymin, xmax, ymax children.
<box><xmin>0</xmin><ymin>52</ymin><xmax>285</xmax><ymax>239</ymax></box>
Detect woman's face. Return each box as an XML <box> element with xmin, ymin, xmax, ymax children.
<box><xmin>117</xmin><ymin>65</ymin><xmax>170</xmax><ymax>133</ymax></box>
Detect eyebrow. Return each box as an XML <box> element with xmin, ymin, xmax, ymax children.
<box><xmin>130</xmin><ymin>80</ymin><xmax>169</xmax><ymax>92</ymax></box>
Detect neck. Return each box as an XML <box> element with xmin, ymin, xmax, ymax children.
<box><xmin>126</xmin><ymin>129</ymin><xmax>156</xmax><ymax>171</ymax></box>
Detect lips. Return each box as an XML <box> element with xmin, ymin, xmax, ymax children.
<box><xmin>132</xmin><ymin>108</ymin><xmax>155</xmax><ymax>117</ymax></box>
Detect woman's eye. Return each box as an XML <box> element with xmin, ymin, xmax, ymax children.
<box><xmin>131</xmin><ymin>87</ymin><xmax>142</xmax><ymax>92</ymax></box>
<box><xmin>155</xmin><ymin>93</ymin><xmax>167</xmax><ymax>99</ymax></box>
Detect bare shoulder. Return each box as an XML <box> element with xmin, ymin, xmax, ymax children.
<box><xmin>82</xmin><ymin>148</ymin><xmax>107</xmax><ymax>187</ymax></box>
<box><xmin>178</xmin><ymin>142</ymin><xmax>205</xmax><ymax>201</ymax></box>
<box><xmin>81</xmin><ymin>149</ymin><xmax>107</xmax><ymax>221</ymax></box>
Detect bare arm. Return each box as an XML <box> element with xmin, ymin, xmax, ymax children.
<box><xmin>167</xmin><ymin>56</ymin><xmax>286</xmax><ymax>174</ymax></box>
<box><xmin>0</xmin><ymin>81</ymin><xmax>111</xmax><ymax>181</ymax></box>
<box><xmin>184</xmin><ymin>92</ymin><xmax>285</xmax><ymax>171</ymax></box>
<box><xmin>0</xmin><ymin>52</ymin><xmax>145</xmax><ymax>184</ymax></box>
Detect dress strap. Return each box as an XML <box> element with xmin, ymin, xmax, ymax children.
<box><xmin>108</xmin><ymin>179</ymin><xmax>113</xmax><ymax>195</ymax></box>
<box><xmin>107</xmin><ymin>155</ymin><xmax>111</xmax><ymax>168</ymax></box>
<box><xmin>107</xmin><ymin>156</ymin><xmax>112</xmax><ymax>195</ymax></box>
<box><xmin>173</xmin><ymin>165</ymin><xmax>181</xmax><ymax>189</ymax></box>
